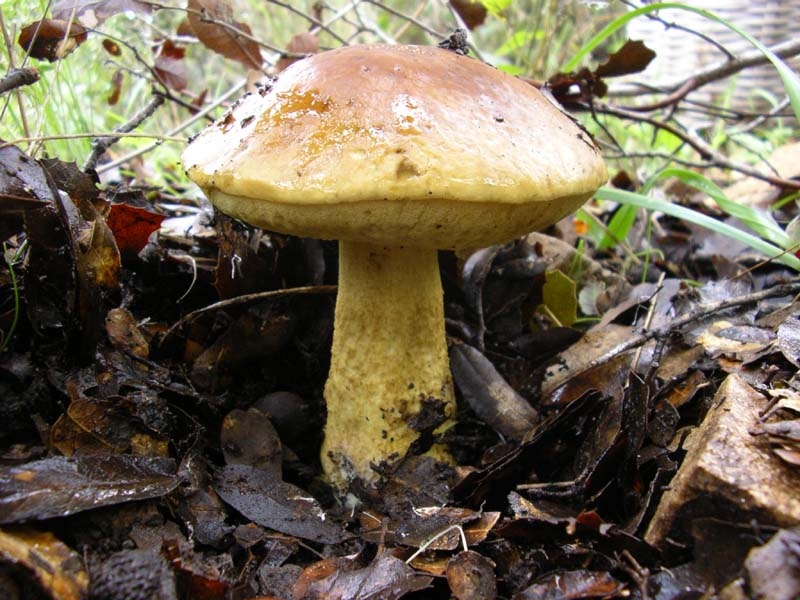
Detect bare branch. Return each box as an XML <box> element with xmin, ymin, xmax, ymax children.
<box><xmin>0</xmin><ymin>67</ymin><xmax>39</xmax><ymax>95</ymax></box>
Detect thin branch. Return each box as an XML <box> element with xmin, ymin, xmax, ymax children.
<box><xmin>84</xmin><ymin>93</ymin><xmax>165</xmax><ymax>171</ymax></box>
<box><xmin>610</xmin><ymin>38</ymin><xmax>800</xmax><ymax>107</ymax></box>
<box><xmin>570</xmin><ymin>279</ymin><xmax>800</xmax><ymax>381</ymax></box>
<box><xmin>0</xmin><ymin>67</ymin><xmax>39</xmax><ymax>95</ymax></box>
<box><xmin>592</xmin><ymin>101</ymin><xmax>800</xmax><ymax>190</ymax></box>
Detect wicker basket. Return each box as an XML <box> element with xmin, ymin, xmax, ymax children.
<box><xmin>624</xmin><ymin>0</ymin><xmax>800</xmax><ymax>119</ymax></box>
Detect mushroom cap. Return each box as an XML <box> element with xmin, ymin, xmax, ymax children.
<box><xmin>183</xmin><ymin>44</ymin><xmax>607</xmax><ymax>249</ymax></box>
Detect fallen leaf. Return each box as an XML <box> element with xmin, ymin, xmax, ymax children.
<box><xmin>106</xmin><ymin>202</ymin><xmax>166</xmax><ymax>257</ymax></box>
<box><xmin>0</xmin><ymin>455</ymin><xmax>180</xmax><ymax>523</ymax></box>
<box><xmin>296</xmin><ymin>553</ymin><xmax>432</xmax><ymax>600</ymax></box>
<box><xmin>213</xmin><ymin>464</ymin><xmax>347</xmax><ymax>544</ymax></box>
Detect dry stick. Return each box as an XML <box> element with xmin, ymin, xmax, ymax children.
<box><xmin>593</xmin><ymin>101</ymin><xmax>800</xmax><ymax>191</ymax></box>
<box><xmin>0</xmin><ymin>67</ymin><xmax>39</xmax><ymax>95</ymax></box>
<box><xmin>612</xmin><ymin>38</ymin><xmax>800</xmax><ymax>109</ymax></box>
<box><xmin>0</xmin><ymin>8</ymin><xmax>31</xmax><ymax>138</ymax></box>
<box><xmin>84</xmin><ymin>94</ymin><xmax>165</xmax><ymax>171</ymax></box>
<box><xmin>265</xmin><ymin>0</ymin><xmax>349</xmax><ymax>45</ymax></box>
<box><xmin>569</xmin><ymin>279</ymin><xmax>800</xmax><ymax>382</ymax></box>
<box><xmin>95</xmin><ymin>78</ymin><xmax>246</xmax><ymax>175</ymax></box>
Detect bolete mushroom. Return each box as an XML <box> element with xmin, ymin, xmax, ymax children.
<box><xmin>182</xmin><ymin>44</ymin><xmax>607</xmax><ymax>490</ymax></box>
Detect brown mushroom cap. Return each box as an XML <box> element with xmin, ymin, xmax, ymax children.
<box><xmin>182</xmin><ymin>44</ymin><xmax>607</xmax><ymax>250</ymax></box>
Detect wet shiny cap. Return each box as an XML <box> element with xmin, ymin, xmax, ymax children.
<box><xmin>182</xmin><ymin>44</ymin><xmax>608</xmax><ymax>249</ymax></box>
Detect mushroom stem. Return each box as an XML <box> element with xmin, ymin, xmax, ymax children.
<box><xmin>322</xmin><ymin>240</ymin><xmax>456</xmax><ymax>488</ymax></box>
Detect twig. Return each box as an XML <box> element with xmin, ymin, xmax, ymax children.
<box><xmin>84</xmin><ymin>94</ymin><xmax>165</xmax><ymax>171</ymax></box>
<box><xmin>570</xmin><ymin>279</ymin><xmax>800</xmax><ymax>380</ymax></box>
<box><xmin>1</xmin><ymin>131</ymin><xmax>185</xmax><ymax>148</ymax></box>
<box><xmin>0</xmin><ymin>67</ymin><xmax>39</xmax><ymax>95</ymax></box>
<box><xmin>610</xmin><ymin>38</ymin><xmax>800</xmax><ymax>106</ymax></box>
<box><xmin>95</xmin><ymin>78</ymin><xmax>246</xmax><ymax>175</ymax></box>
<box><xmin>592</xmin><ymin>101</ymin><xmax>800</xmax><ymax>190</ymax></box>
<box><xmin>266</xmin><ymin>0</ymin><xmax>348</xmax><ymax>45</ymax></box>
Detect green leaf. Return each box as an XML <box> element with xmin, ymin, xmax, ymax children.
<box><xmin>479</xmin><ymin>0</ymin><xmax>511</xmax><ymax>17</ymax></box>
<box><xmin>538</xmin><ymin>270</ymin><xmax>578</xmax><ymax>327</ymax></box>
<box><xmin>599</xmin><ymin>203</ymin><xmax>638</xmax><ymax>250</ymax></box>
<box><xmin>597</xmin><ymin>186</ymin><xmax>800</xmax><ymax>271</ymax></box>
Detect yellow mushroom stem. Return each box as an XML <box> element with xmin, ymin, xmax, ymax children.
<box><xmin>321</xmin><ymin>240</ymin><xmax>456</xmax><ymax>488</ymax></box>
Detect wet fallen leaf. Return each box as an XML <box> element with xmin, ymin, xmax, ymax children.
<box><xmin>450</xmin><ymin>342</ymin><xmax>538</xmax><ymax>441</ymax></box>
<box><xmin>89</xmin><ymin>549</ymin><xmax>177</xmax><ymax>600</ymax></box>
<box><xmin>213</xmin><ymin>464</ymin><xmax>347</xmax><ymax>544</ymax></box>
<box><xmin>294</xmin><ymin>552</ymin><xmax>433</xmax><ymax>600</ymax></box>
<box><xmin>0</xmin><ymin>455</ymin><xmax>180</xmax><ymax>523</ymax></box>
<box><xmin>744</xmin><ymin>528</ymin><xmax>800</xmax><ymax>600</ymax></box>
<box><xmin>515</xmin><ymin>569</ymin><xmax>625</xmax><ymax>599</ymax></box>
<box><xmin>220</xmin><ymin>408</ymin><xmax>282</xmax><ymax>476</ymax></box>
<box><xmin>105</xmin><ymin>306</ymin><xmax>150</xmax><ymax>358</ymax></box>
<box><xmin>447</xmin><ymin>550</ymin><xmax>497</xmax><ymax>600</ymax></box>
<box><xmin>106</xmin><ymin>202</ymin><xmax>165</xmax><ymax>258</ymax></box>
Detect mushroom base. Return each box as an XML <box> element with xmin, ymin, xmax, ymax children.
<box><xmin>322</xmin><ymin>241</ymin><xmax>455</xmax><ymax>489</ymax></box>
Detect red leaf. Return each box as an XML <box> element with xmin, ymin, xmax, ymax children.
<box><xmin>102</xmin><ymin>38</ymin><xmax>121</xmax><ymax>56</ymax></box>
<box><xmin>18</xmin><ymin>19</ymin><xmax>88</xmax><ymax>62</ymax></box>
<box><xmin>154</xmin><ymin>39</ymin><xmax>187</xmax><ymax>92</ymax></box>
<box><xmin>107</xmin><ymin>69</ymin><xmax>124</xmax><ymax>106</ymax></box>
<box><xmin>450</xmin><ymin>0</ymin><xmax>487</xmax><ymax>30</ymax></box>
<box><xmin>106</xmin><ymin>203</ymin><xmax>165</xmax><ymax>256</ymax></box>
<box><xmin>594</xmin><ymin>39</ymin><xmax>656</xmax><ymax>79</ymax></box>
<box><xmin>275</xmin><ymin>32</ymin><xmax>319</xmax><ymax>73</ymax></box>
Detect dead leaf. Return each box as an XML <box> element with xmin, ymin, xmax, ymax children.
<box><xmin>594</xmin><ymin>39</ymin><xmax>656</xmax><ymax>78</ymax></box>
<box><xmin>186</xmin><ymin>0</ymin><xmax>262</xmax><ymax>70</ymax></box>
<box><xmin>449</xmin><ymin>0</ymin><xmax>487</xmax><ymax>30</ymax></box>
<box><xmin>446</xmin><ymin>550</ymin><xmax>496</xmax><ymax>600</ymax></box>
<box><xmin>0</xmin><ymin>455</ymin><xmax>179</xmax><ymax>523</ymax></box>
<box><xmin>276</xmin><ymin>32</ymin><xmax>319</xmax><ymax>72</ymax></box>
<box><xmin>744</xmin><ymin>528</ymin><xmax>800</xmax><ymax>599</ymax></box>
<box><xmin>105</xmin><ymin>307</ymin><xmax>150</xmax><ymax>358</ymax></box>
<box><xmin>154</xmin><ymin>39</ymin><xmax>188</xmax><ymax>92</ymax></box>
<box><xmin>220</xmin><ymin>408</ymin><xmax>282</xmax><ymax>476</ymax></box>
<box><xmin>107</xmin><ymin>68</ymin><xmax>124</xmax><ymax>105</ymax></box>
<box><xmin>102</xmin><ymin>38</ymin><xmax>121</xmax><ymax>56</ymax></box>
<box><xmin>295</xmin><ymin>553</ymin><xmax>433</xmax><ymax>600</ymax></box>
<box><xmin>106</xmin><ymin>202</ymin><xmax>166</xmax><ymax>257</ymax></box>
<box><xmin>516</xmin><ymin>569</ymin><xmax>625</xmax><ymax>599</ymax></box>
<box><xmin>213</xmin><ymin>464</ymin><xmax>347</xmax><ymax>544</ymax></box>
<box><xmin>450</xmin><ymin>342</ymin><xmax>538</xmax><ymax>441</ymax></box>
<box><xmin>18</xmin><ymin>19</ymin><xmax>88</xmax><ymax>61</ymax></box>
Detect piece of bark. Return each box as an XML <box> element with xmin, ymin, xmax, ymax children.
<box><xmin>645</xmin><ymin>374</ymin><xmax>800</xmax><ymax>549</ymax></box>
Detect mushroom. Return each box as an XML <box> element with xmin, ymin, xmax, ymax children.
<box><xmin>182</xmin><ymin>44</ymin><xmax>608</xmax><ymax>490</ymax></box>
